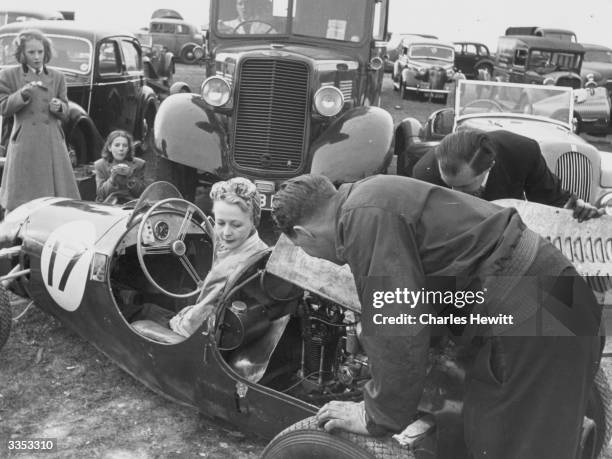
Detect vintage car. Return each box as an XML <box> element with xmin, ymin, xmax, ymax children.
<box><xmin>581</xmin><ymin>43</ymin><xmax>612</xmax><ymax>93</ymax></box>
<box><xmin>505</xmin><ymin>26</ymin><xmax>578</xmax><ymax>43</ymax></box>
<box><xmin>147</xmin><ymin>16</ymin><xmax>206</xmax><ymax>64</ymax></box>
<box><xmin>394</xmin><ymin>79</ymin><xmax>612</xmax><ymax>214</ymax></box>
<box><xmin>153</xmin><ymin>0</ymin><xmax>393</xmax><ymax>205</ymax></box>
<box><xmin>391</xmin><ymin>37</ymin><xmax>455</xmax><ymax>102</ymax></box>
<box><xmin>0</xmin><ymin>20</ymin><xmax>175</xmax><ymax>167</ymax></box>
<box><xmin>492</xmin><ymin>35</ymin><xmax>611</xmax><ymax>135</ymax></box>
<box><xmin>453</xmin><ymin>41</ymin><xmax>495</xmax><ymax>80</ymax></box>
<box><xmin>383</xmin><ymin>32</ymin><xmax>439</xmax><ymax>72</ymax></box>
<box><xmin>0</xmin><ymin>181</ymin><xmax>609</xmax><ymax>458</ymax></box>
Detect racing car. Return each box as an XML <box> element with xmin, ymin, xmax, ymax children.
<box><xmin>0</xmin><ymin>182</ymin><xmax>610</xmax><ymax>458</ymax></box>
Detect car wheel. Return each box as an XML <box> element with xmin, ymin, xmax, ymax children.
<box><xmin>586</xmin><ymin>367</ymin><xmax>612</xmax><ymax>459</ymax></box>
<box><xmin>179</xmin><ymin>44</ymin><xmax>197</xmax><ymax>64</ymax></box>
<box><xmin>0</xmin><ymin>285</ymin><xmax>11</xmax><ymax>351</ymax></box>
<box><xmin>68</xmin><ymin>127</ymin><xmax>88</xmax><ymax>166</ymax></box>
<box><xmin>155</xmin><ymin>156</ymin><xmax>198</xmax><ymax>202</ymax></box>
<box><xmin>261</xmin><ymin>416</ymin><xmax>413</xmax><ymax>459</ymax></box>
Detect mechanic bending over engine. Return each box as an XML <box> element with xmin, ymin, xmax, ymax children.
<box><xmin>412</xmin><ymin>129</ymin><xmax>604</xmax><ymax>221</ymax></box>
<box><xmin>271</xmin><ymin>174</ymin><xmax>603</xmax><ymax>459</ymax></box>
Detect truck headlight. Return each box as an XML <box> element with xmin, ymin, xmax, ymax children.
<box><xmin>314</xmin><ymin>86</ymin><xmax>344</xmax><ymax>117</ymax></box>
<box><xmin>201</xmin><ymin>76</ymin><xmax>231</xmax><ymax>107</ymax></box>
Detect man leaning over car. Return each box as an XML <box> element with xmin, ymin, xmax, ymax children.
<box><xmin>412</xmin><ymin>129</ymin><xmax>604</xmax><ymax>221</ymax></box>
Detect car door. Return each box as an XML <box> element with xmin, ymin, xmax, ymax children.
<box><xmin>454</xmin><ymin>44</ymin><xmax>471</xmax><ymax>76</ymax></box>
<box><xmin>150</xmin><ymin>21</ymin><xmax>178</xmax><ymax>54</ymax></box>
<box><xmin>509</xmin><ymin>48</ymin><xmax>528</xmax><ymax>83</ymax></box>
<box><xmin>91</xmin><ymin>38</ymin><xmax>135</xmax><ymax>137</ymax></box>
<box><xmin>118</xmin><ymin>38</ymin><xmax>145</xmax><ymax>137</ymax></box>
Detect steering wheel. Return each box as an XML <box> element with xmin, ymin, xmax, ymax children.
<box><xmin>463</xmin><ymin>99</ymin><xmax>505</xmax><ymax>112</ymax></box>
<box><xmin>137</xmin><ymin>198</ymin><xmax>214</xmax><ymax>298</ymax></box>
<box><xmin>103</xmin><ymin>190</ymin><xmax>134</xmax><ymax>206</ymax></box>
<box><xmin>232</xmin><ymin>19</ymin><xmax>276</xmax><ymax>34</ymax></box>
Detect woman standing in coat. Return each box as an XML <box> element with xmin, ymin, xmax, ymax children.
<box><xmin>0</xmin><ymin>29</ymin><xmax>80</xmax><ymax>213</ymax></box>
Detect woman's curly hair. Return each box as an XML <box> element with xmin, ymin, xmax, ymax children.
<box><xmin>210</xmin><ymin>177</ymin><xmax>262</xmax><ymax>227</ymax></box>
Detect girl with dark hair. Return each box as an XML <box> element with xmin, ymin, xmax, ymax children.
<box><xmin>0</xmin><ymin>28</ymin><xmax>80</xmax><ymax>213</ymax></box>
<box><xmin>93</xmin><ymin>130</ymin><xmax>146</xmax><ymax>202</ymax></box>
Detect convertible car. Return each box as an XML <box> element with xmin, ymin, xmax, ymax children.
<box><xmin>395</xmin><ymin>79</ymin><xmax>612</xmax><ymax>211</ymax></box>
<box><xmin>0</xmin><ymin>182</ymin><xmax>610</xmax><ymax>458</ymax></box>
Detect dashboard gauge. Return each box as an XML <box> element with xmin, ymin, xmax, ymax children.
<box><xmin>154</xmin><ymin>221</ymin><xmax>170</xmax><ymax>241</ymax></box>
<box><xmin>141</xmin><ymin>221</ymin><xmax>155</xmax><ymax>245</ymax></box>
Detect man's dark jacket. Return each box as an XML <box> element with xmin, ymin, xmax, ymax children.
<box><xmin>412</xmin><ymin>129</ymin><xmax>572</xmax><ymax>206</ymax></box>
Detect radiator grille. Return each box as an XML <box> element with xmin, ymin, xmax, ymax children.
<box><xmin>555</xmin><ymin>151</ymin><xmax>592</xmax><ymax>202</ymax></box>
<box><xmin>232</xmin><ymin>59</ymin><xmax>309</xmax><ymax>173</ymax></box>
<box><xmin>556</xmin><ymin>76</ymin><xmax>581</xmax><ymax>89</ymax></box>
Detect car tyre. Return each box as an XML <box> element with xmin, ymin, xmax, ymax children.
<box><xmin>155</xmin><ymin>156</ymin><xmax>198</xmax><ymax>202</ymax></box>
<box><xmin>0</xmin><ymin>285</ymin><xmax>11</xmax><ymax>351</ymax></box>
<box><xmin>261</xmin><ymin>416</ymin><xmax>414</xmax><ymax>459</ymax></box>
<box><xmin>179</xmin><ymin>44</ymin><xmax>197</xmax><ymax>64</ymax></box>
<box><xmin>68</xmin><ymin>127</ymin><xmax>88</xmax><ymax>166</ymax></box>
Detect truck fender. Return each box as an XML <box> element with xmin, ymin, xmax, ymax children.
<box><xmin>154</xmin><ymin>93</ymin><xmax>226</xmax><ymax>174</ymax></box>
<box><xmin>310</xmin><ymin>106</ymin><xmax>393</xmax><ymax>184</ymax></box>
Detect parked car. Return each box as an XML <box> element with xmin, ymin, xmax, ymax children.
<box><xmin>0</xmin><ymin>181</ymin><xmax>609</xmax><ymax>459</ymax></box>
<box><xmin>505</xmin><ymin>26</ymin><xmax>577</xmax><ymax>43</ymax></box>
<box><xmin>154</xmin><ymin>0</ymin><xmax>393</xmax><ymax>205</ymax></box>
<box><xmin>148</xmin><ymin>17</ymin><xmax>205</xmax><ymax>64</ymax></box>
<box><xmin>0</xmin><ymin>20</ymin><xmax>175</xmax><ymax>167</ymax></box>
<box><xmin>581</xmin><ymin>43</ymin><xmax>612</xmax><ymax>93</ymax></box>
<box><xmin>453</xmin><ymin>41</ymin><xmax>495</xmax><ymax>79</ymax></box>
<box><xmin>492</xmin><ymin>35</ymin><xmax>610</xmax><ymax>134</ymax></box>
<box><xmin>0</xmin><ymin>8</ymin><xmax>65</xmax><ymax>26</ymax></box>
<box><xmin>384</xmin><ymin>32</ymin><xmax>438</xmax><ymax>72</ymax></box>
<box><xmin>392</xmin><ymin>37</ymin><xmax>455</xmax><ymax>102</ymax></box>
<box><xmin>394</xmin><ymin>79</ymin><xmax>612</xmax><ymax>212</ymax></box>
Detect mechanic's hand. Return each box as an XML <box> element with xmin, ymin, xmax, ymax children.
<box><xmin>48</xmin><ymin>98</ymin><xmax>63</xmax><ymax>114</ymax></box>
<box><xmin>564</xmin><ymin>195</ymin><xmax>604</xmax><ymax>222</ymax></box>
<box><xmin>316</xmin><ymin>401</ymin><xmax>369</xmax><ymax>435</ymax></box>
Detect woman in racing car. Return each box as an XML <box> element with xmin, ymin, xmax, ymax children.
<box><xmin>168</xmin><ymin>177</ymin><xmax>268</xmax><ymax>336</ymax></box>
<box><xmin>94</xmin><ymin>130</ymin><xmax>146</xmax><ymax>202</ymax></box>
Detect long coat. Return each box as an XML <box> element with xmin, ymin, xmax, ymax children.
<box><xmin>0</xmin><ymin>65</ymin><xmax>80</xmax><ymax>212</ymax></box>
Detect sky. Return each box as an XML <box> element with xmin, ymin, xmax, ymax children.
<box><xmin>6</xmin><ymin>0</ymin><xmax>612</xmax><ymax>51</ymax></box>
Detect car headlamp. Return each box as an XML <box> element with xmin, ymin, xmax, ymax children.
<box><xmin>201</xmin><ymin>76</ymin><xmax>231</xmax><ymax>107</ymax></box>
<box><xmin>446</xmin><ymin>68</ymin><xmax>455</xmax><ymax>79</ymax></box>
<box><xmin>314</xmin><ymin>86</ymin><xmax>344</xmax><ymax>117</ymax></box>
<box><xmin>599</xmin><ymin>193</ymin><xmax>612</xmax><ymax>215</ymax></box>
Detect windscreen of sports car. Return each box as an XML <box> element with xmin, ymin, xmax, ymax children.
<box><xmin>456</xmin><ymin>79</ymin><xmax>574</xmax><ymax>126</ymax></box>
